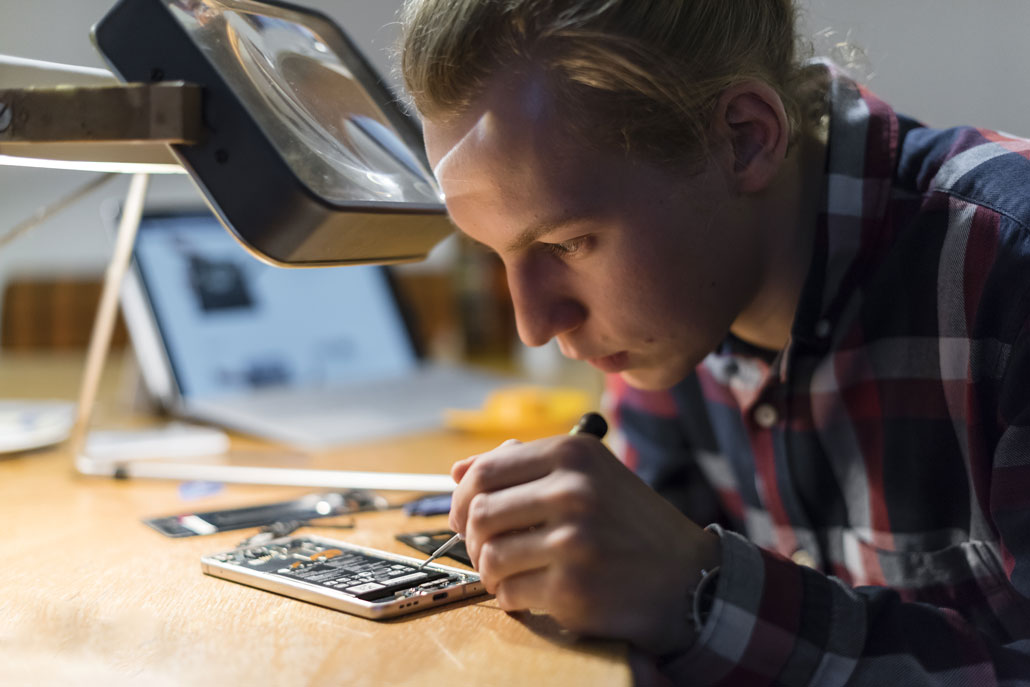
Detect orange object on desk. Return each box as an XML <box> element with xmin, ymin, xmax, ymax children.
<box><xmin>445</xmin><ymin>386</ymin><xmax>593</xmax><ymax>435</ymax></box>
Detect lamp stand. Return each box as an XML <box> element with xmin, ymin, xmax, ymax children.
<box><xmin>66</xmin><ymin>172</ymin><xmax>150</xmax><ymax>461</ymax></box>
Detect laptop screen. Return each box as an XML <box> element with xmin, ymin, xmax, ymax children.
<box><xmin>131</xmin><ymin>211</ymin><xmax>419</xmax><ymax>399</ymax></box>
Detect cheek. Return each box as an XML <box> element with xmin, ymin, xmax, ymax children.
<box><xmin>594</xmin><ymin>267</ymin><xmax>687</xmax><ymax>342</ymax></box>
<box><xmin>601</xmin><ymin>242</ymin><xmax>697</xmax><ymax>315</ymax></box>
<box><xmin>596</xmin><ymin>238</ymin><xmax>740</xmax><ymax>350</ymax></box>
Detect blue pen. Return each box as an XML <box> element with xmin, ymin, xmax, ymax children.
<box><xmin>416</xmin><ymin>412</ymin><xmax>608</xmax><ymax>569</ymax></box>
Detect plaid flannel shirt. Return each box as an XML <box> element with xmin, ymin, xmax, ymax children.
<box><xmin>606</xmin><ymin>65</ymin><xmax>1030</xmax><ymax>685</ymax></box>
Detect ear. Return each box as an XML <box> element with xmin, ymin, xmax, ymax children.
<box><xmin>711</xmin><ymin>81</ymin><xmax>790</xmax><ymax>194</ymax></box>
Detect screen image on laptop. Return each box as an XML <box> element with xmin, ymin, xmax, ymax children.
<box><xmin>121</xmin><ymin>210</ymin><xmax>503</xmax><ymax>448</ymax></box>
<box><xmin>133</xmin><ymin>212</ymin><xmax>417</xmax><ymax>398</ymax></box>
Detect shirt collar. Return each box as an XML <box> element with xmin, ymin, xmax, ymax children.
<box><xmin>790</xmin><ymin>62</ymin><xmax>902</xmax><ymax>349</ymax></box>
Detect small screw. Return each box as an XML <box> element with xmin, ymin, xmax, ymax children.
<box><xmin>214</xmin><ymin>149</ymin><xmax>229</xmax><ymax>164</ymax></box>
<box><xmin>0</xmin><ymin>102</ymin><xmax>12</xmax><ymax>133</ymax></box>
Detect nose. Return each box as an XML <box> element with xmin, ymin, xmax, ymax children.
<box><xmin>505</xmin><ymin>257</ymin><xmax>586</xmax><ymax>347</ymax></box>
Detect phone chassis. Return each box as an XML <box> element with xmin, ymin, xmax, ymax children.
<box><xmin>202</xmin><ymin>535</ymin><xmax>485</xmax><ymax>619</ymax></box>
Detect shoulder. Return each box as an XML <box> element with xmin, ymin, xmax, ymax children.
<box><xmin>895</xmin><ymin>122</ymin><xmax>1030</xmax><ymax>232</ymax></box>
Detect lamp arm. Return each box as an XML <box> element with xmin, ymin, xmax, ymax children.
<box><xmin>0</xmin><ymin>83</ymin><xmax>201</xmax><ymax>144</ymax></box>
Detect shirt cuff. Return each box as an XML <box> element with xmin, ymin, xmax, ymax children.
<box><xmin>658</xmin><ymin>525</ymin><xmax>865</xmax><ymax>685</ymax></box>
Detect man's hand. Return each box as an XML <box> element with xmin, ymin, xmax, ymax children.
<box><xmin>449</xmin><ymin>434</ymin><xmax>721</xmax><ymax>655</ymax></box>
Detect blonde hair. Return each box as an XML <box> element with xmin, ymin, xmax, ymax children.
<box><xmin>401</xmin><ymin>0</ymin><xmax>814</xmax><ymax>166</ymax></box>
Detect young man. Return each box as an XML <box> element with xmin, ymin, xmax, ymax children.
<box><xmin>401</xmin><ymin>1</ymin><xmax>1030</xmax><ymax>683</ymax></box>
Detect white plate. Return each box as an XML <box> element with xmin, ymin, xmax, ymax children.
<box><xmin>0</xmin><ymin>400</ymin><xmax>75</xmax><ymax>453</ymax></box>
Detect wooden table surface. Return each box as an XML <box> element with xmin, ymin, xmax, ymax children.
<box><xmin>0</xmin><ymin>354</ymin><xmax>629</xmax><ymax>686</ymax></box>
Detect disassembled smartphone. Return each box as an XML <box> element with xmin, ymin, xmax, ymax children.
<box><xmin>146</xmin><ymin>491</ymin><xmax>383</xmax><ymax>538</ymax></box>
<box><xmin>202</xmin><ymin>535</ymin><xmax>485</xmax><ymax>619</ymax></box>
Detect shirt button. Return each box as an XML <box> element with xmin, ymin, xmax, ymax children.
<box><xmin>753</xmin><ymin>404</ymin><xmax>779</xmax><ymax>428</ymax></box>
<box><xmin>791</xmin><ymin>549</ymin><xmax>817</xmax><ymax>569</ymax></box>
<box><xmin>814</xmin><ymin>319</ymin><xmax>832</xmax><ymax>339</ymax></box>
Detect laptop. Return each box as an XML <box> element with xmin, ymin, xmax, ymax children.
<box><xmin>117</xmin><ymin>209</ymin><xmax>505</xmax><ymax>449</ymax></box>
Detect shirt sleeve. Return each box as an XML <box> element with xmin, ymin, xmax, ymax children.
<box><xmin>657</xmin><ymin>328</ymin><xmax>1030</xmax><ymax>686</ymax></box>
<box><xmin>657</xmin><ymin>526</ymin><xmax>1030</xmax><ymax>686</ymax></box>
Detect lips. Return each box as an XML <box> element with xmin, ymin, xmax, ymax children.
<box><xmin>557</xmin><ymin>340</ymin><xmax>632</xmax><ymax>373</ymax></box>
<box><xmin>586</xmin><ymin>351</ymin><xmax>630</xmax><ymax>373</ymax></box>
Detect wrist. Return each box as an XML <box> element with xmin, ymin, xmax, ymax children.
<box><xmin>652</xmin><ymin>529</ymin><xmax>723</xmax><ymax>657</ymax></box>
<box><xmin>653</xmin><ymin>564</ymin><xmax>720</xmax><ymax>677</ymax></box>
<box><xmin>687</xmin><ymin>528</ymin><xmax>723</xmax><ymax>635</ymax></box>
<box><xmin>689</xmin><ymin>565</ymin><xmax>720</xmax><ymax>634</ymax></box>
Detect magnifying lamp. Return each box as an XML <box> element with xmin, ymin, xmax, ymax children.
<box><xmin>0</xmin><ymin>0</ymin><xmax>459</xmax><ymax>491</ymax></box>
<box><xmin>93</xmin><ymin>0</ymin><xmax>451</xmax><ymax>267</ymax></box>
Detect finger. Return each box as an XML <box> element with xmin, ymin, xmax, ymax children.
<box><xmin>474</xmin><ymin>526</ymin><xmax>552</xmax><ymax>593</ymax></box>
<box><xmin>450</xmin><ymin>438</ymin><xmax>562</xmax><ymax>532</ymax></box>
<box><xmin>451</xmin><ymin>456</ymin><xmax>474</xmax><ymax>483</ymax></box>
<box><xmin>463</xmin><ymin>477</ymin><xmax>560</xmax><ymax>562</ymax></box>
<box><xmin>450</xmin><ymin>439</ymin><xmax>522</xmax><ymax>484</ymax></box>
<box><xmin>450</xmin><ymin>440</ymin><xmax>524</xmax><ymax>529</ymax></box>
<box><xmin>492</xmin><ymin>567</ymin><xmax>550</xmax><ymax>613</ymax></box>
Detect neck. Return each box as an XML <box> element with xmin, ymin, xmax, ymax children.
<box><xmin>729</xmin><ymin>128</ymin><xmax>826</xmax><ymax>351</ymax></box>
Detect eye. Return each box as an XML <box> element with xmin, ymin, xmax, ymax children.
<box><xmin>541</xmin><ymin>235</ymin><xmax>591</xmax><ymax>258</ymax></box>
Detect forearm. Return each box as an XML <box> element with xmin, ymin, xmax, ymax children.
<box><xmin>658</xmin><ymin>528</ymin><xmax>1030</xmax><ymax>686</ymax></box>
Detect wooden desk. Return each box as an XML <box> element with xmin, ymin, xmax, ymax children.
<box><xmin>0</xmin><ymin>354</ymin><xmax>629</xmax><ymax>686</ymax></box>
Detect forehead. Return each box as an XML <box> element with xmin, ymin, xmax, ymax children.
<box><xmin>424</xmin><ymin>72</ymin><xmax>576</xmax><ymax>211</ymax></box>
<box><xmin>423</xmin><ymin>71</ymin><xmax>627</xmax><ymax>242</ymax></box>
<box><xmin>424</xmin><ymin>70</ymin><xmax>554</xmax><ymax>176</ymax></box>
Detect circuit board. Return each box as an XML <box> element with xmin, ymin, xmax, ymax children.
<box><xmin>202</xmin><ymin>535</ymin><xmax>484</xmax><ymax>619</ymax></box>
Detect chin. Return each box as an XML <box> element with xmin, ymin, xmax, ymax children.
<box><xmin>618</xmin><ymin>367</ymin><xmax>687</xmax><ymax>391</ymax></box>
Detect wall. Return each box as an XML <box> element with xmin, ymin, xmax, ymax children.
<box><xmin>801</xmin><ymin>0</ymin><xmax>1030</xmax><ymax>134</ymax></box>
<box><xmin>0</xmin><ymin>0</ymin><xmax>1026</xmax><ymax>286</ymax></box>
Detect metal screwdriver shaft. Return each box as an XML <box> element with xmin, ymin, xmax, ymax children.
<box><xmin>416</xmin><ymin>412</ymin><xmax>608</xmax><ymax>570</ymax></box>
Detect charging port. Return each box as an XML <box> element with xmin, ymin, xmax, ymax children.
<box><xmin>432</xmin><ymin>592</ymin><xmax>448</xmax><ymax>601</ymax></box>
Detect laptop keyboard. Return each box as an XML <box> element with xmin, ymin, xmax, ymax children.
<box><xmin>191</xmin><ymin>366</ymin><xmax>504</xmax><ymax>446</ymax></box>
<box><xmin>237</xmin><ymin>373</ymin><xmax>455</xmax><ymax>417</ymax></box>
